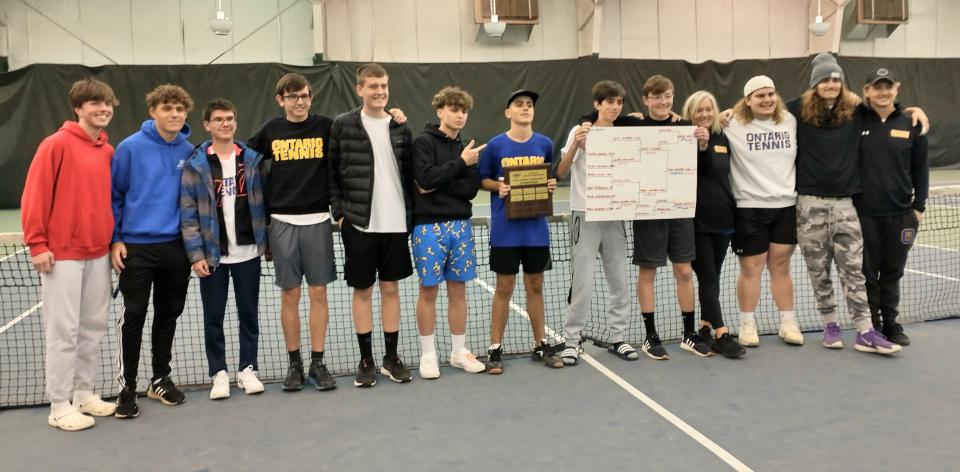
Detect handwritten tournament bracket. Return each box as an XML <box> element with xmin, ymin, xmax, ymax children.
<box><xmin>584</xmin><ymin>126</ymin><xmax>697</xmax><ymax>221</ymax></box>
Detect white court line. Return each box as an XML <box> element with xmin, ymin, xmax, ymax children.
<box><xmin>915</xmin><ymin>243</ymin><xmax>958</xmax><ymax>253</ymax></box>
<box><xmin>0</xmin><ymin>247</ymin><xmax>27</xmax><ymax>263</ymax></box>
<box><xmin>906</xmin><ymin>268</ymin><xmax>959</xmax><ymax>283</ymax></box>
<box><xmin>472</xmin><ymin>277</ymin><xmax>753</xmax><ymax>472</ymax></box>
<box><xmin>0</xmin><ymin>302</ymin><xmax>42</xmax><ymax>334</ymax></box>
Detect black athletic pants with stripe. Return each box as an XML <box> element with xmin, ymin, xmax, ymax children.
<box><xmin>859</xmin><ymin>212</ymin><xmax>918</xmax><ymax>328</ymax></box>
<box><xmin>117</xmin><ymin>240</ymin><xmax>191</xmax><ymax>387</ymax></box>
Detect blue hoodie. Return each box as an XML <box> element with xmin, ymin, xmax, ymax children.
<box><xmin>112</xmin><ymin>120</ymin><xmax>194</xmax><ymax>244</ymax></box>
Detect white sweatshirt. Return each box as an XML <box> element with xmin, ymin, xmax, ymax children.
<box><xmin>724</xmin><ymin>113</ymin><xmax>798</xmax><ymax>208</ymax></box>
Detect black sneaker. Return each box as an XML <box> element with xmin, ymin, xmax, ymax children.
<box><xmin>698</xmin><ymin>326</ymin><xmax>718</xmax><ymax>352</ymax></box>
<box><xmin>308</xmin><ymin>361</ymin><xmax>336</xmax><ymax>391</ymax></box>
<box><xmin>147</xmin><ymin>376</ymin><xmax>185</xmax><ymax>405</ymax></box>
<box><xmin>641</xmin><ymin>334</ymin><xmax>669</xmax><ymax>360</ymax></box>
<box><xmin>532</xmin><ymin>343</ymin><xmax>564</xmax><ymax>368</ymax></box>
<box><xmin>714</xmin><ymin>332</ymin><xmax>746</xmax><ymax>358</ymax></box>
<box><xmin>114</xmin><ymin>386</ymin><xmax>139</xmax><ymax>419</ymax></box>
<box><xmin>486</xmin><ymin>346</ymin><xmax>504</xmax><ymax>375</ymax></box>
<box><xmin>380</xmin><ymin>355</ymin><xmax>412</xmax><ymax>383</ymax></box>
<box><xmin>681</xmin><ymin>332</ymin><xmax>715</xmax><ymax>357</ymax></box>
<box><xmin>283</xmin><ymin>360</ymin><xmax>305</xmax><ymax>391</ymax></box>
<box><xmin>354</xmin><ymin>358</ymin><xmax>377</xmax><ymax>387</ymax></box>
<box><xmin>883</xmin><ymin>324</ymin><xmax>911</xmax><ymax>346</ymax></box>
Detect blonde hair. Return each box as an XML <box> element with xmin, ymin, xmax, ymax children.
<box><xmin>681</xmin><ymin>91</ymin><xmax>722</xmax><ymax>134</ymax></box>
<box><xmin>733</xmin><ymin>90</ymin><xmax>787</xmax><ymax>125</ymax></box>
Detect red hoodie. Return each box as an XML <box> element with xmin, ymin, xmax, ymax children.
<box><xmin>21</xmin><ymin>121</ymin><xmax>114</xmax><ymax>260</ymax></box>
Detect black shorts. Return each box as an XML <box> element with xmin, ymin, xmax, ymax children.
<box><xmin>631</xmin><ymin>218</ymin><xmax>695</xmax><ymax>267</ymax></box>
<box><xmin>340</xmin><ymin>226</ymin><xmax>413</xmax><ymax>289</ymax></box>
<box><xmin>732</xmin><ymin>206</ymin><xmax>798</xmax><ymax>256</ymax></box>
<box><xmin>489</xmin><ymin>246</ymin><xmax>552</xmax><ymax>275</ymax></box>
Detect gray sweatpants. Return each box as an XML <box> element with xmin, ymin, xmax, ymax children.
<box><xmin>796</xmin><ymin>196</ymin><xmax>872</xmax><ymax>331</ymax></box>
<box><xmin>40</xmin><ymin>254</ymin><xmax>111</xmax><ymax>403</ymax></box>
<box><xmin>562</xmin><ymin>212</ymin><xmax>631</xmax><ymax>345</ymax></box>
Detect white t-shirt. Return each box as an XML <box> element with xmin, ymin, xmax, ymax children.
<box><xmin>357</xmin><ymin>113</ymin><xmax>406</xmax><ymax>233</ymax></box>
<box><xmin>216</xmin><ymin>152</ymin><xmax>259</xmax><ymax>264</ymax></box>
<box><xmin>560</xmin><ymin>125</ymin><xmax>588</xmax><ymax>212</ymax></box>
<box><xmin>271</xmin><ymin>213</ymin><xmax>330</xmax><ymax>226</ymax></box>
<box><xmin>724</xmin><ymin>113</ymin><xmax>798</xmax><ymax>208</ymax></box>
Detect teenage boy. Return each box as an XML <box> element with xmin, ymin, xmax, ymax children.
<box><xmin>631</xmin><ymin>75</ymin><xmax>712</xmax><ymax>359</ymax></box>
<box><xmin>181</xmin><ymin>99</ymin><xmax>267</xmax><ymax>399</ymax></box>
<box><xmin>855</xmin><ymin>68</ymin><xmax>928</xmax><ymax>347</ymax></box>
<box><xmin>479</xmin><ymin>89</ymin><xmax>560</xmax><ymax>374</ymax></box>
<box><xmin>22</xmin><ymin>78</ymin><xmax>119</xmax><ymax>431</ymax></box>
<box><xmin>555</xmin><ymin>80</ymin><xmax>633</xmax><ymax>365</ymax></box>
<box><xmin>247</xmin><ymin>73</ymin><xmax>338</xmax><ymax>392</ymax></box>
<box><xmin>330</xmin><ymin>63</ymin><xmax>415</xmax><ymax>388</ymax></box>
<box><xmin>411</xmin><ymin>86</ymin><xmax>487</xmax><ymax>379</ymax></box>
<box><xmin>111</xmin><ymin>85</ymin><xmax>194</xmax><ymax>417</ymax></box>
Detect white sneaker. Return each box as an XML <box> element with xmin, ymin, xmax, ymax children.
<box><xmin>210</xmin><ymin>370</ymin><xmax>230</xmax><ymax>400</ymax></box>
<box><xmin>419</xmin><ymin>351</ymin><xmax>440</xmax><ymax>379</ymax></box>
<box><xmin>778</xmin><ymin>318</ymin><xmax>805</xmax><ymax>345</ymax></box>
<box><xmin>48</xmin><ymin>406</ymin><xmax>95</xmax><ymax>431</ymax></box>
<box><xmin>76</xmin><ymin>396</ymin><xmax>116</xmax><ymax>417</ymax></box>
<box><xmin>450</xmin><ymin>348</ymin><xmax>486</xmax><ymax>373</ymax></box>
<box><xmin>738</xmin><ymin>320</ymin><xmax>760</xmax><ymax>347</ymax></box>
<box><xmin>237</xmin><ymin>366</ymin><xmax>265</xmax><ymax>395</ymax></box>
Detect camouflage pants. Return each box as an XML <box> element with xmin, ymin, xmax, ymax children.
<box><xmin>796</xmin><ymin>196</ymin><xmax>872</xmax><ymax>331</ymax></box>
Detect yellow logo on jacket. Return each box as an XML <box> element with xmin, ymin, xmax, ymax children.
<box><xmin>272</xmin><ymin>138</ymin><xmax>324</xmax><ymax>161</ymax></box>
<box><xmin>713</xmin><ymin>145</ymin><xmax>728</xmax><ymax>154</ymax></box>
<box><xmin>890</xmin><ymin>129</ymin><xmax>911</xmax><ymax>139</ymax></box>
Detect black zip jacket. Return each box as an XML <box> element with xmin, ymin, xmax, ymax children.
<box><xmin>412</xmin><ymin>123</ymin><xmax>481</xmax><ymax>225</ymax></box>
<box><xmin>853</xmin><ymin>104</ymin><xmax>928</xmax><ymax>216</ymax></box>
<box><xmin>787</xmin><ymin>97</ymin><xmax>863</xmax><ymax>197</ymax></box>
<box><xmin>329</xmin><ymin>108</ymin><xmax>414</xmax><ymax>230</ymax></box>
<box><xmin>695</xmin><ymin>132</ymin><xmax>736</xmax><ymax>233</ymax></box>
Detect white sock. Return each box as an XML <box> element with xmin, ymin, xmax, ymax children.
<box><xmin>72</xmin><ymin>390</ymin><xmax>94</xmax><ymax>405</ymax></box>
<box><xmin>823</xmin><ymin>312</ymin><xmax>839</xmax><ymax>324</ymax></box>
<box><xmin>781</xmin><ymin>310</ymin><xmax>796</xmax><ymax>323</ymax></box>
<box><xmin>740</xmin><ymin>312</ymin><xmax>755</xmax><ymax>325</ymax></box>
<box><xmin>451</xmin><ymin>334</ymin><xmax>466</xmax><ymax>354</ymax></box>
<box><xmin>420</xmin><ymin>334</ymin><xmax>436</xmax><ymax>355</ymax></box>
<box><xmin>489</xmin><ymin>343</ymin><xmax>501</xmax><ymax>351</ymax></box>
<box><xmin>50</xmin><ymin>401</ymin><xmax>72</xmax><ymax>416</ymax></box>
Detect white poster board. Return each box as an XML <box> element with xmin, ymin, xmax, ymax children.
<box><xmin>584</xmin><ymin>126</ymin><xmax>697</xmax><ymax>221</ymax></box>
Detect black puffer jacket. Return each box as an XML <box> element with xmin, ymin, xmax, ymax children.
<box><xmin>412</xmin><ymin>123</ymin><xmax>481</xmax><ymax>225</ymax></box>
<box><xmin>329</xmin><ymin>108</ymin><xmax>414</xmax><ymax>230</ymax></box>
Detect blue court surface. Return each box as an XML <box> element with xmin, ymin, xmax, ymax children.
<box><xmin>0</xmin><ymin>319</ymin><xmax>958</xmax><ymax>471</ymax></box>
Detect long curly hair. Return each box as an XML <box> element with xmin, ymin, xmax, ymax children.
<box><xmin>799</xmin><ymin>87</ymin><xmax>858</xmax><ymax>127</ymax></box>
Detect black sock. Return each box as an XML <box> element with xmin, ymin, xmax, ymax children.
<box><xmin>357</xmin><ymin>332</ymin><xmax>373</xmax><ymax>360</ymax></box>
<box><xmin>288</xmin><ymin>349</ymin><xmax>301</xmax><ymax>364</ymax></box>
<box><xmin>642</xmin><ymin>312</ymin><xmax>657</xmax><ymax>336</ymax></box>
<box><xmin>384</xmin><ymin>330</ymin><xmax>399</xmax><ymax>358</ymax></box>
<box><xmin>682</xmin><ymin>311</ymin><xmax>695</xmax><ymax>334</ymax></box>
<box><xmin>311</xmin><ymin>351</ymin><xmax>324</xmax><ymax>364</ymax></box>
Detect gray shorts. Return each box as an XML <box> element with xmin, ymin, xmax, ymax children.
<box><xmin>269</xmin><ymin>219</ymin><xmax>337</xmax><ymax>289</ymax></box>
<box><xmin>632</xmin><ymin>218</ymin><xmax>695</xmax><ymax>267</ymax></box>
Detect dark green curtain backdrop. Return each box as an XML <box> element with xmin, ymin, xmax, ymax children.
<box><xmin>1</xmin><ymin>56</ymin><xmax>956</xmax><ymax>208</ymax></box>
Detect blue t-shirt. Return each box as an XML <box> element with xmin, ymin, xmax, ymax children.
<box><xmin>479</xmin><ymin>132</ymin><xmax>553</xmax><ymax>247</ymax></box>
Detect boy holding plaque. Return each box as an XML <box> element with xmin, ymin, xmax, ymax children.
<box><xmin>479</xmin><ymin>90</ymin><xmax>560</xmax><ymax>373</ymax></box>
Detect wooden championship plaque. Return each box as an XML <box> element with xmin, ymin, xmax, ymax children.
<box><xmin>504</xmin><ymin>164</ymin><xmax>553</xmax><ymax>219</ymax></box>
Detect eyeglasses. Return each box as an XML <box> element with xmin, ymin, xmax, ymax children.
<box><xmin>283</xmin><ymin>93</ymin><xmax>312</xmax><ymax>103</ymax></box>
<box><xmin>209</xmin><ymin>116</ymin><xmax>235</xmax><ymax>125</ymax></box>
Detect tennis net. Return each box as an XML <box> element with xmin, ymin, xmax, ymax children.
<box><xmin>2</xmin><ymin>190</ymin><xmax>958</xmax><ymax>408</ymax></box>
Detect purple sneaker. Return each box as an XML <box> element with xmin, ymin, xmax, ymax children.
<box><xmin>855</xmin><ymin>328</ymin><xmax>902</xmax><ymax>355</ymax></box>
<box><xmin>822</xmin><ymin>322</ymin><xmax>843</xmax><ymax>349</ymax></box>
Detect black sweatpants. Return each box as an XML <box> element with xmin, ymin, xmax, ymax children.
<box><xmin>859</xmin><ymin>212</ymin><xmax>918</xmax><ymax>327</ymax></box>
<box><xmin>691</xmin><ymin>232</ymin><xmax>733</xmax><ymax>329</ymax></box>
<box><xmin>117</xmin><ymin>240</ymin><xmax>191</xmax><ymax>387</ymax></box>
